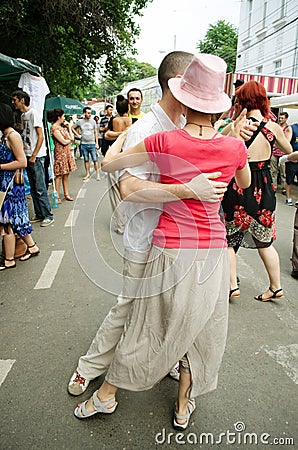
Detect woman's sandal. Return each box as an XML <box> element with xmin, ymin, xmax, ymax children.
<box><xmin>229</xmin><ymin>287</ymin><xmax>240</xmax><ymax>299</ymax></box>
<box><xmin>58</xmin><ymin>196</ymin><xmax>62</xmax><ymax>204</ymax></box>
<box><xmin>64</xmin><ymin>194</ymin><xmax>73</xmax><ymax>201</ymax></box>
<box><xmin>254</xmin><ymin>287</ymin><xmax>284</xmax><ymax>302</ymax></box>
<box><xmin>74</xmin><ymin>390</ymin><xmax>118</xmax><ymax>419</ymax></box>
<box><xmin>173</xmin><ymin>399</ymin><xmax>196</xmax><ymax>431</ymax></box>
<box><xmin>19</xmin><ymin>243</ymin><xmax>40</xmax><ymax>261</ymax></box>
<box><xmin>0</xmin><ymin>258</ymin><xmax>16</xmax><ymax>271</ymax></box>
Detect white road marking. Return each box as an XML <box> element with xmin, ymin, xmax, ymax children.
<box><xmin>34</xmin><ymin>250</ymin><xmax>65</xmax><ymax>289</ymax></box>
<box><xmin>64</xmin><ymin>209</ymin><xmax>79</xmax><ymax>227</ymax></box>
<box><xmin>77</xmin><ymin>188</ymin><xmax>86</xmax><ymax>198</ymax></box>
<box><xmin>0</xmin><ymin>359</ymin><xmax>15</xmax><ymax>386</ymax></box>
<box><xmin>263</xmin><ymin>344</ymin><xmax>298</xmax><ymax>384</ymax></box>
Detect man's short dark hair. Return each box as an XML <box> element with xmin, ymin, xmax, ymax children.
<box><xmin>158</xmin><ymin>51</ymin><xmax>193</xmax><ymax>93</ymax></box>
<box><xmin>127</xmin><ymin>88</ymin><xmax>143</xmax><ymax>99</ymax></box>
<box><xmin>105</xmin><ymin>104</ymin><xmax>113</xmax><ymax>110</ymax></box>
<box><xmin>83</xmin><ymin>106</ymin><xmax>91</xmax><ymax>113</ymax></box>
<box><xmin>12</xmin><ymin>89</ymin><xmax>30</xmax><ymax>107</ymax></box>
<box><xmin>280</xmin><ymin>112</ymin><xmax>289</xmax><ymax>119</ymax></box>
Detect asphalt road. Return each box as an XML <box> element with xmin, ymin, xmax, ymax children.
<box><xmin>0</xmin><ymin>159</ymin><xmax>297</xmax><ymax>450</ymax></box>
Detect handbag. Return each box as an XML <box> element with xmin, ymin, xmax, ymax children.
<box><xmin>0</xmin><ymin>172</ymin><xmax>16</xmax><ymax>209</ymax></box>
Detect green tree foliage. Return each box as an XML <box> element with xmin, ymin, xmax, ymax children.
<box><xmin>0</xmin><ymin>0</ymin><xmax>153</xmax><ymax>97</ymax></box>
<box><xmin>105</xmin><ymin>57</ymin><xmax>157</xmax><ymax>95</ymax></box>
<box><xmin>197</xmin><ymin>20</ymin><xmax>238</xmax><ymax>73</ymax></box>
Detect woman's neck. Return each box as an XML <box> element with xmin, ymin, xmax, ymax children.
<box><xmin>247</xmin><ymin>109</ymin><xmax>263</xmax><ymax>121</ymax></box>
<box><xmin>2</xmin><ymin>127</ymin><xmax>13</xmax><ymax>137</ymax></box>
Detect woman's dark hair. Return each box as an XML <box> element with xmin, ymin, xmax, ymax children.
<box><xmin>0</xmin><ymin>103</ymin><xmax>14</xmax><ymax>131</ymax></box>
<box><xmin>46</xmin><ymin>109</ymin><xmax>56</xmax><ymax>123</ymax></box>
<box><xmin>116</xmin><ymin>95</ymin><xmax>129</xmax><ymax>116</ymax></box>
<box><xmin>50</xmin><ymin>108</ymin><xmax>65</xmax><ymax>122</ymax></box>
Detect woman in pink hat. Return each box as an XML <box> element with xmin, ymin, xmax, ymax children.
<box><xmin>74</xmin><ymin>54</ymin><xmax>251</xmax><ymax>430</ymax></box>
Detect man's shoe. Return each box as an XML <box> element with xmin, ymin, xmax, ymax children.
<box><xmin>30</xmin><ymin>216</ymin><xmax>43</xmax><ymax>223</ymax></box>
<box><xmin>291</xmin><ymin>270</ymin><xmax>298</xmax><ymax>279</ymax></box>
<box><xmin>68</xmin><ymin>370</ymin><xmax>90</xmax><ymax>396</ymax></box>
<box><xmin>40</xmin><ymin>218</ymin><xmax>54</xmax><ymax>227</ymax></box>
<box><xmin>285</xmin><ymin>198</ymin><xmax>293</xmax><ymax>206</ymax></box>
<box><xmin>282</xmin><ymin>188</ymin><xmax>286</xmax><ymax>195</ymax></box>
<box><xmin>295</xmin><ymin>201</ymin><xmax>298</xmax><ymax>208</ymax></box>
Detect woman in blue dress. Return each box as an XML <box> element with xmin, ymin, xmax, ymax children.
<box><xmin>0</xmin><ymin>103</ymin><xmax>40</xmax><ymax>270</ymax></box>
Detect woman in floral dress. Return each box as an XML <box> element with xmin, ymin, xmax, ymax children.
<box><xmin>0</xmin><ymin>103</ymin><xmax>40</xmax><ymax>270</ymax></box>
<box><xmin>50</xmin><ymin>108</ymin><xmax>76</xmax><ymax>202</ymax></box>
<box><xmin>222</xmin><ymin>81</ymin><xmax>292</xmax><ymax>301</ymax></box>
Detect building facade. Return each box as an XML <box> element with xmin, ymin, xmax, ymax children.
<box><xmin>235</xmin><ymin>0</ymin><xmax>298</xmax><ymax>78</ymax></box>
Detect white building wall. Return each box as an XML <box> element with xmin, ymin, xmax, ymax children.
<box><xmin>236</xmin><ymin>0</ymin><xmax>298</xmax><ymax>77</ymax></box>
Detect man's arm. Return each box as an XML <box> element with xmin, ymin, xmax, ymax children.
<box><xmin>94</xmin><ymin>124</ymin><xmax>99</xmax><ymax>148</ymax></box>
<box><xmin>285</xmin><ymin>125</ymin><xmax>293</xmax><ymax>142</ymax></box>
<box><xmin>28</xmin><ymin>127</ymin><xmax>44</xmax><ymax>164</ymax></box>
<box><xmin>71</xmin><ymin>125</ymin><xmax>81</xmax><ymax>139</ymax></box>
<box><xmin>119</xmin><ymin>171</ymin><xmax>227</xmax><ymax>203</ymax></box>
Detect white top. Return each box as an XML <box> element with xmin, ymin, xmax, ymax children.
<box><xmin>120</xmin><ymin>103</ymin><xmax>185</xmax><ymax>253</ymax></box>
<box><xmin>18</xmin><ymin>73</ymin><xmax>50</xmax><ymax>120</ymax></box>
<box><xmin>21</xmin><ymin>108</ymin><xmax>47</xmax><ymax>157</ymax></box>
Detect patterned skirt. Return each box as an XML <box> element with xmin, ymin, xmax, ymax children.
<box><xmin>222</xmin><ymin>160</ymin><xmax>276</xmax><ymax>249</ymax></box>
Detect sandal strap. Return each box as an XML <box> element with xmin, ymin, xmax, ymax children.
<box><xmin>27</xmin><ymin>242</ymin><xmax>37</xmax><ymax>249</ymax></box>
<box><xmin>269</xmin><ymin>287</ymin><xmax>283</xmax><ymax>297</ymax></box>
<box><xmin>175</xmin><ymin>399</ymin><xmax>196</xmax><ymax>420</ymax></box>
<box><xmin>92</xmin><ymin>391</ymin><xmax>116</xmax><ymax>412</ymax></box>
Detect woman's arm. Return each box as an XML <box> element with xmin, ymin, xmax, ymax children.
<box><xmin>0</xmin><ymin>132</ymin><xmax>27</xmax><ymax>170</ymax></box>
<box><xmin>234</xmin><ymin>161</ymin><xmax>251</xmax><ymax>188</ymax></box>
<box><xmin>52</xmin><ymin>127</ymin><xmax>72</xmax><ymax>146</ymax></box>
<box><xmin>101</xmin><ymin>133</ymin><xmax>149</xmax><ymax>172</ymax></box>
<box><xmin>105</xmin><ymin>129</ymin><xmax>123</xmax><ymax>140</ymax></box>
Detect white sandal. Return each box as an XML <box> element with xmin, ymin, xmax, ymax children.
<box><xmin>74</xmin><ymin>390</ymin><xmax>118</xmax><ymax>419</ymax></box>
<box><xmin>173</xmin><ymin>399</ymin><xmax>196</xmax><ymax>430</ymax></box>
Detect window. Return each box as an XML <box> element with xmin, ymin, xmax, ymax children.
<box><xmin>262</xmin><ymin>2</ymin><xmax>267</xmax><ymax>28</ymax></box>
<box><xmin>248</xmin><ymin>0</ymin><xmax>253</xmax><ymax>36</ymax></box>
<box><xmin>280</xmin><ymin>0</ymin><xmax>286</xmax><ymax>17</ymax></box>
<box><xmin>275</xmin><ymin>60</ymin><xmax>282</xmax><ymax>75</ymax></box>
<box><xmin>257</xmin><ymin>66</ymin><xmax>263</xmax><ymax>74</ymax></box>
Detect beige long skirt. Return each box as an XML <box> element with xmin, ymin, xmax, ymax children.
<box><xmin>106</xmin><ymin>245</ymin><xmax>229</xmax><ymax>398</ymax></box>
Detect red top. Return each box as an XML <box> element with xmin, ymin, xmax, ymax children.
<box><xmin>145</xmin><ymin>129</ymin><xmax>247</xmax><ymax>249</ymax></box>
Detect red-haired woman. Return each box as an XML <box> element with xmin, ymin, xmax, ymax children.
<box><xmin>222</xmin><ymin>81</ymin><xmax>292</xmax><ymax>301</ymax></box>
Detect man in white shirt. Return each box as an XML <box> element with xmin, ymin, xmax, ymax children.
<box><xmin>12</xmin><ymin>90</ymin><xmax>54</xmax><ymax>227</ymax></box>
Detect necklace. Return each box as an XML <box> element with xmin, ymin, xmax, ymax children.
<box><xmin>186</xmin><ymin>122</ymin><xmax>214</xmax><ymax>136</ymax></box>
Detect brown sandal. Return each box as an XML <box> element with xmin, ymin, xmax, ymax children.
<box><xmin>64</xmin><ymin>194</ymin><xmax>74</xmax><ymax>201</ymax></box>
<box><xmin>20</xmin><ymin>243</ymin><xmax>40</xmax><ymax>261</ymax></box>
<box><xmin>0</xmin><ymin>258</ymin><xmax>16</xmax><ymax>270</ymax></box>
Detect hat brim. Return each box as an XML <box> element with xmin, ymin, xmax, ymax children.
<box><xmin>168</xmin><ymin>78</ymin><xmax>231</xmax><ymax>114</ymax></box>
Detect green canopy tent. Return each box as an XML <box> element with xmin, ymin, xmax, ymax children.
<box><xmin>45</xmin><ymin>96</ymin><xmax>96</xmax><ymax>115</ymax></box>
<box><xmin>0</xmin><ymin>52</ymin><xmax>41</xmax><ymax>81</ymax></box>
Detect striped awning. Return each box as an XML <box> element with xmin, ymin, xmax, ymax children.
<box><xmin>225</xmin><ymin>72</ymin><xmax>298</xmax><ymax>96</ymax></box>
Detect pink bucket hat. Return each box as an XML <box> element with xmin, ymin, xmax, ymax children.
<box><xmin>168</xmin><ymin>53</ymin><xmax>231</xmax><ymax>114</ymax></box>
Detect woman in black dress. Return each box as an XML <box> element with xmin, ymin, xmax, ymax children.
<box><xmin>222</xmin><ymin>81</ymin><xmax>292</xmax><ymax>301</ymax></box>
